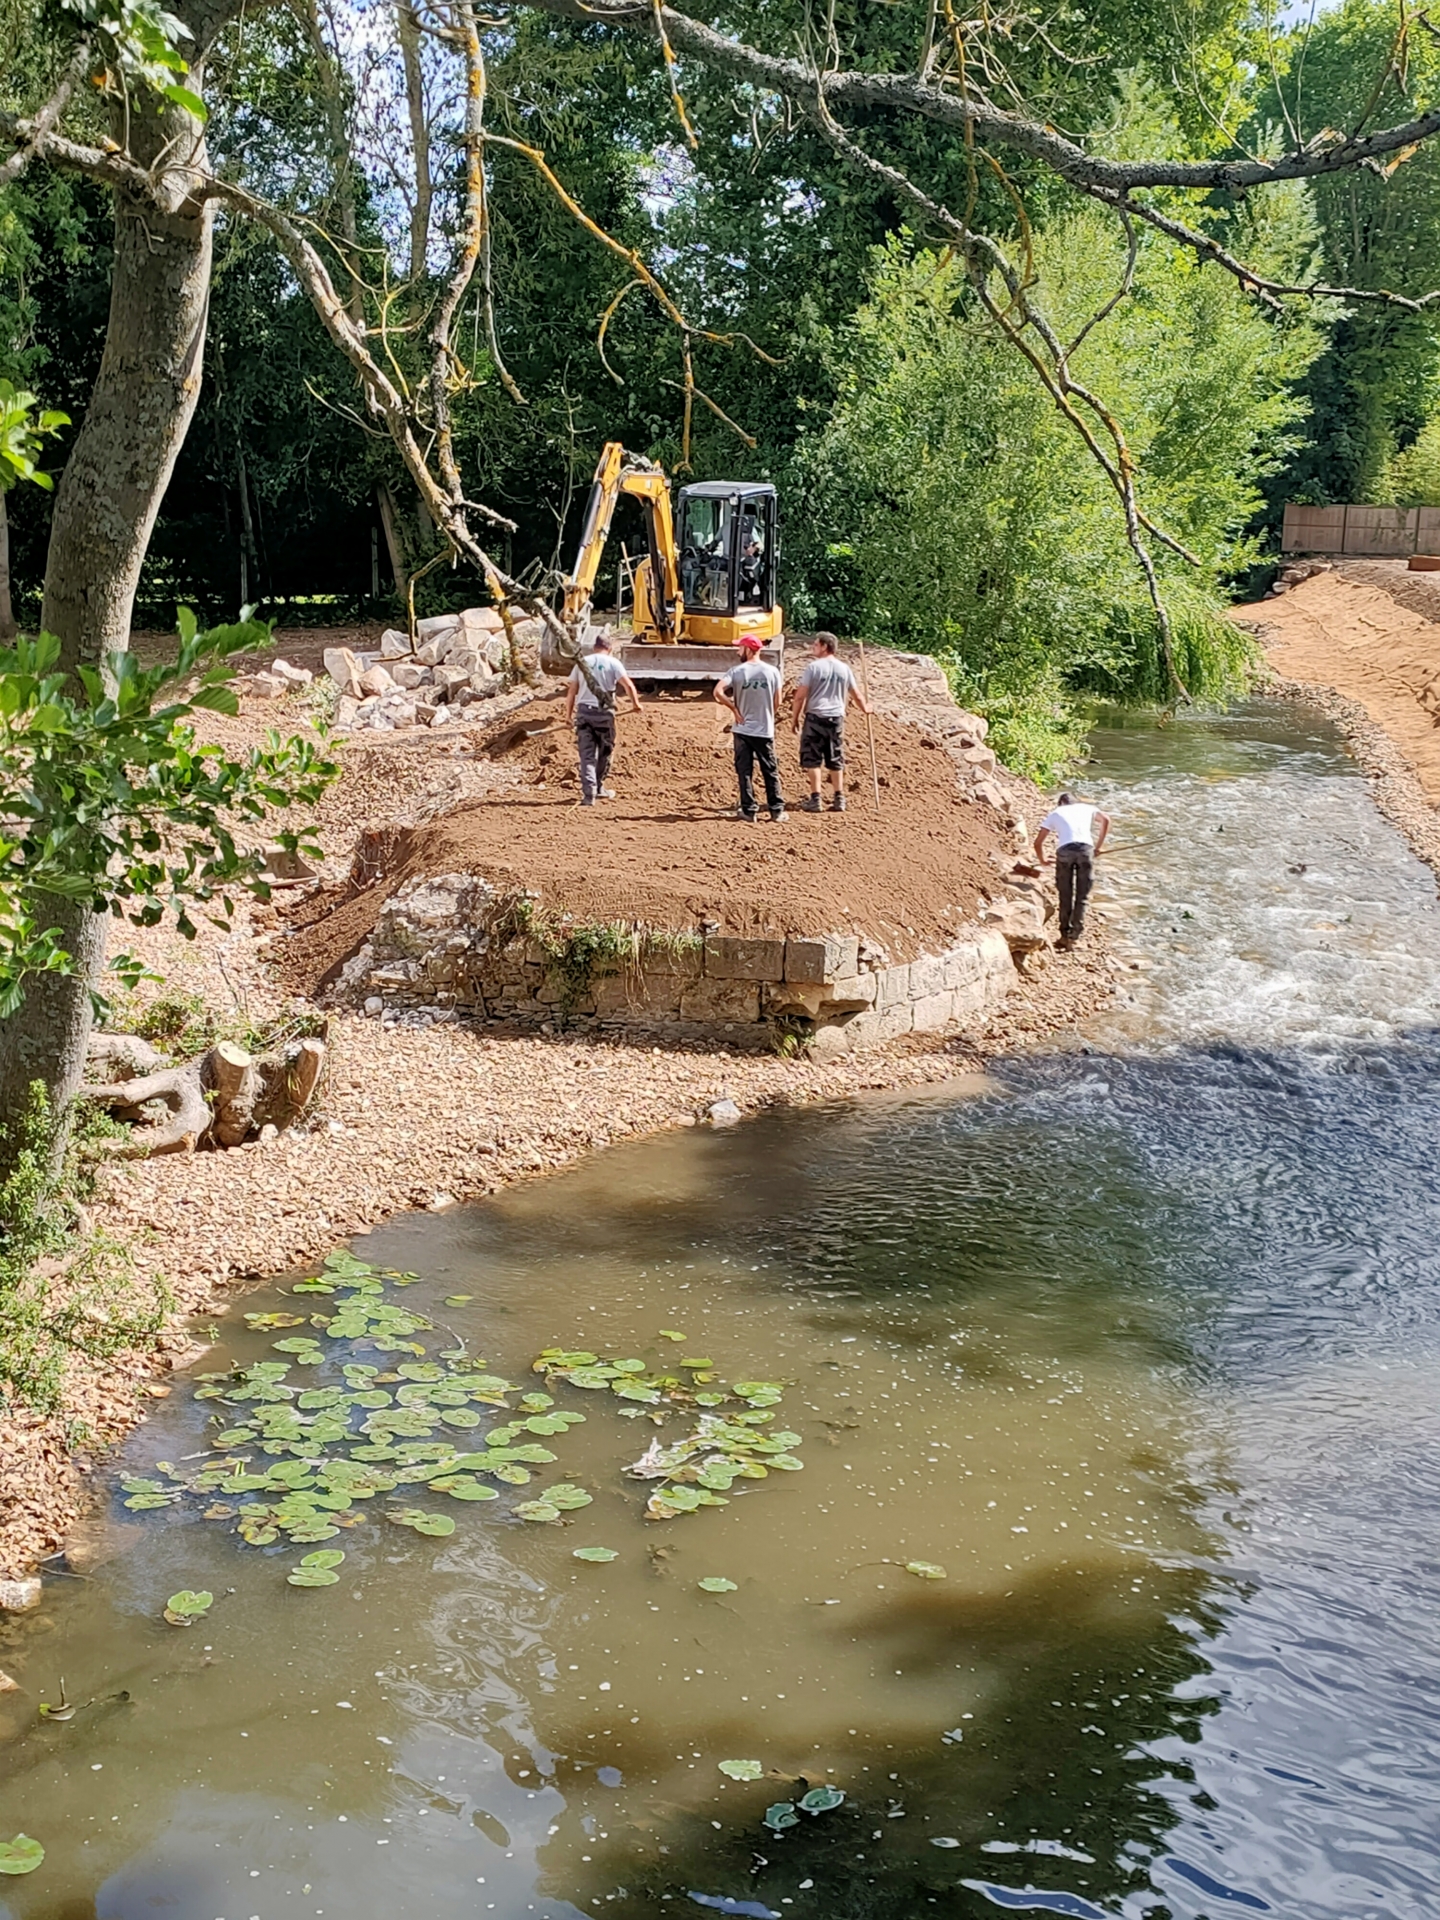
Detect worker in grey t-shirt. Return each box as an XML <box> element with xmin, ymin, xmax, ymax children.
<box><xmin>564</xmin><ymin>633</ymin><xmax>641</xmax><ymax>806</ymax></box>
<box><xmin>788</xmin><ymin>631</ymin><xmax>871</xmax><ymax>813</ymax></box>
<box><xmin>715</xmin><ymin>635</ymin><xmax>787</xmax><ymax>822</ymax></box>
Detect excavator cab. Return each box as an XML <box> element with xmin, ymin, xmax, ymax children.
<box><xmin>675</xmin><ymin>482</ymin><xmax>779</xmax><ymax>633</ymax></box>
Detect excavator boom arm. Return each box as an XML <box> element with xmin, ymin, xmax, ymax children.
<box><xmin>564</xmin><ymin>442</ymin><xmax>682</xmax><ymax>641</ymax></box>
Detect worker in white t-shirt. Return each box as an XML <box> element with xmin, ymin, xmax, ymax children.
<box><xmin>1033</xmin><ymin>790</ymin><xmax>1110</xmax><ymax>948</ymax></box>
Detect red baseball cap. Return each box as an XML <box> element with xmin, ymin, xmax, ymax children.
<box><xmin>737</xmin><ymin>634</ymin><xmax>764</xmax><ymax>653</ymax></box>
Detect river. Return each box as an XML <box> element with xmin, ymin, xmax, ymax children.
<box><xmin>4</xmin><ymin>698</ymin><xmax>1440</xmax><ymax>1920</ymax></box>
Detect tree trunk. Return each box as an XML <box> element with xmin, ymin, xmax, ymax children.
<box><xmin>398</xmin><ymin>4</ymin><xmax>434</xmax><ymax>283</ymax></box>
<box><xmin>0</xmin><ymin>490</ymin><xmax>15</xmax><ymax>641</ymax></box>
<box><xmin>40</xmin><ymin>90</ymin><xmax>214</xmax><ymax>679</ymax></box>
<box><xmin>0</xmin><ymin>897</ymin><xmax>107</xmax><ymax>1147</ymax></box>
<box><xmin>376</xmin><ymin>483</ymin><xmax>410</xmax><ymax>598</ymax></box>
<box><xmin>0</xmin><ymin>73</ymin><xmax>218</xmax><ymax>1163</ymax></box>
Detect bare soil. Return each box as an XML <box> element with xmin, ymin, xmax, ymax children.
<box><xmin>277</xmin><ymin>691</ymin><xmax>1009</xmax><ymax>998</ymax></box>
<box><xmin>1240</xmin><ymin>563</ymin><xmax>1440</xmax><ymax>802</ymax></box>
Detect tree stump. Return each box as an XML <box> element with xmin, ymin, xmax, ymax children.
<box><xmin>80</xmin><ymin>1035</ymin><xmax>327</xmax><ymax>1155</ymax></box>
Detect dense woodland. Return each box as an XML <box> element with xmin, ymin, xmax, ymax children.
<box><xmin>2</xmin><ymin>0</ymin><xmax>1438</xmax><ymax>770</ymax></box>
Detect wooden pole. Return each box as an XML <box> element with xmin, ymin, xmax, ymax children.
<box><xmin>856</xmin><ymin>636</ymin><xmax>882</xmax><ymax>813</ymax></box>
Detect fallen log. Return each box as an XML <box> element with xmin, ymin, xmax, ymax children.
<box><xmin>80</xmin><ymin>1034</ymin><xmax>327</xmax><ymax>1156</ymax></box>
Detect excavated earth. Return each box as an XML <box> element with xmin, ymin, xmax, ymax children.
<box><xmin>277</xmin><ymin>691</ymin><xmax>1011</xmax><ymax>1000</ymax></box>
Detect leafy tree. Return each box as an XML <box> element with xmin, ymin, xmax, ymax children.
<box><xmin>793</xmin><ymin>206</ymin><xmax>1322</xmax><ymax>774</ymax></box>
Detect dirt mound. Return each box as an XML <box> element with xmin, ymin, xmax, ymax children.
<box><xmin>277</xmin><ymin>694</ymin><xmax>1012</xmax><ymax>997</ymax></box>
<box><xmin>1238</xmin><ymin>564</ymin><xmax>1440</xmax><ymax>802</ymax></box>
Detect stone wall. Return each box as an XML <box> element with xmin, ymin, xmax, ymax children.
<box><xmin>334</xmin><ymin>873</ymin><xmax>1016</xmax><ymax>1054</ymax></box>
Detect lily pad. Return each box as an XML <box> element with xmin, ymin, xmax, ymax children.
<box><xmin>0</xmin><ymin>1834</ymin><xmax>44</xmax><ymax>1875</ymax></box>
<box><xmin>698</xmin><ymin>1576</ymin><xmax>738</xmax><ymax>1593</ymax></box>
<box><xmin>430</xmin><ymin>1475</ymin><xmax>499</xmax><ymax>1501</ymax></box>
<box><xmin>719</xmin><ymin>1758</ymin><xmax>763</xmax><ymax>1780</ymax></box>
<box><xmin>245</xmin><ymin>1312</ymin><xmax>306</xmax><ymax>1329</ymax></box>
<box><xmin>443</xmin><ymin>1295</ymin><xmax>474</xmax><ymax>1306</ymax></box>
<box><xmin>163</xmin><ymin>1589</ymin><xmax>213</xmax><ymax>1626</ymax></box>
<box><xmin>514</xmin><ymin>1500</ymin><xmax>563</xmax><ymax>1523</ymax></box>
<box><xmin>799</xmin><ymin>1786</ymin><xmax>845</xmax><ymax>1813</ymax></box>
<box><xmin>572</xmin><ymin>1546</ymin><xmax>619</xmax><ymax>1563</ymax></box>
<box><xmin>544</xmin><ymin>1483</ymin><xmax>593</xmax><ymax>1510</ymax></box>
<box><xmin>763</xmin><ymin>1802</ymin><xmax>799</xmax><ymax>1833</ymax></box>
<box><xmin>288</xmin><ymin>1550</ymin><xmax>345</xmax><ymax>1587</ymax></box>
<box><xmin>388</xmin><ymin>1508</ymin><xmax>456</xmax><ymax>1537</ymax></box>
<box><xmin>904</xmin><ymin>1561</ymin><xmax>947</xmax><ymax>1580</ymax></box>
<box><xmin>658</xmin><ymin>1330</ymin><xmax>687</xmax><ymax>1341</ymax></box>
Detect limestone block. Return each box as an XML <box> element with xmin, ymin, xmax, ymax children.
<box><xmin>450</xmin><ymin>647</ymin><xmax>480</xmax><ymax>674</ymax></box>
<box><xmin>435</xmin><ymin>666</ymin><xmax>470</xmax><ymax>696</ymax></box>
<box><xmin>908</xmin><ymin>953</ymin><xmax>949</xmax><ymax>999</ymax></box>
<box><xmin>591</xmin><ymin>972</ymin><xmax>685</xmax><ymax>1018</ymax></box>
<box><xmin>459</xmin><ymin>606</ymin><xmax>506</xmax><ymax>636</ymax></box>
<box><xmin>416</xmin><ymin>613</ymin><xmax>461</xmax><ymax>644</ymax></box>
<box><xmin>248</xmin><ymin>672</ymin><xmax>285</xmax><ymax>699</ymax></box>
<box><xmin>874</xmin><ymin>962</ymin><xmax>912</xmax><ymax>1010</ymax></box>
<box><xmin>763</xmin><ymin>981</ymin><xmax>825</xmax><ymax>1019</ymax></box>
<box><xmin>380</xmin><ymin>628</ymin><xmax>412</xmax><ymax>658</ymax></box>
<box><xmin>359</xmin><ymin>665</ymin><xmax>394</xmax><ymax>697</ymax></box>
<box><xmin>972</xmin><ymin>779</ymin><xmax>1010</xmax><ymax>814</ymax></box>
<box><xmin>809</xmin><ymin>1001</ymin><xmax>914</xmax><ymax>1059</ymax></box>
<box><xmin>824</xmin><ymin>973</ymin><xmax>877</xmax><ymax>1011</ymax></box>
<box><xmin>961</xmin><ymin>744</ymin><xmax>997</xmax><ymax>773</ymax></box>
<box><xmin>0</xmin><ymin>1577</ymin><xmax>42</xmax><ymax>1612</ymax></box>
<box><xmin>679</xmin><ymin>977</ymin><xmax>761</xmax><ymax>1024</ymax></box>
<box><xmin>784</xmin><ymin>934</ymin><xmax>858</xmax><ymax>983</ymax></box>
<box><xmin>323</xmin><ymin>647</ymin><xmax>363</xmax><ymax>696</ymax></box>
<box><xmin>392</xmin><ymin>663</ymin><xmax>426</xmax><ymax>690</ymax></box>
<box><xmin>705</xmin><ymin>935</ymin><xmax>787</xmax><ymax>981</ymax></box>
<box><xmin>911</xmin><ymin>989</ymin><xmax>958</xmax><ymax>1033</ymax></box>
<box><xmin>389</xmin><ymin>702</ymin><xmax>418</xmax><ymax>729</ymax></box>
<box><xmin>270</xmin><ymin>658</ymin><xmax>312</xmax><ymax>688</ymax></box>
<box><xmin>334</xmin><ymin>696</ymin><xmax>359</xmax><ymax>729</ymax></box>
<box><xmin>639</xmin><ymin>941</ymin><xmax>703</xmax><ymax>979</ymax></box>
<box><xmin>416</xmin><ymin>639</ymin><xmax>448</xmax><ymax>666</ymax></box>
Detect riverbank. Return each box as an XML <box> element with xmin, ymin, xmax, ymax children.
<box><xmin>0</xmin><ymin>637</ymin><xmax>1124</xmax><ymax>1583</ymax></box>
<box><xmin>1235</xmin><ymin>561</ymin><xmax>1440</xmax><ymax>882</ymax></box>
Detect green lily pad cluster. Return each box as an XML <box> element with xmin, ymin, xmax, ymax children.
<box><xmin>163</xmin><ymin>1589</ymin><xmax>213</xmax><ymax>1626</ymax></box>
<box><xmin>119</xmin><ymin>1252</ymin><xmax>594</xmax><ymax>1556</ymax></box>
<box><xmin>622</xmin><ymin>1410</ymin><xmax>804</xmax><ymax>1520</ymax></box>
<box><xmin>0</xmin><ymin>1834</ymin><xmax>44</xmax><ymax>1876</ymax></box>
<box><xmin>763</xmin><ymin>1785</ymin><xmax>846</xmax><ymax>1832</ymax></box>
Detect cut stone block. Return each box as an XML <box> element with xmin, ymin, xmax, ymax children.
<box><xmin>875</xmin><ymin>963</ymin><xmax>913</xmax><ymax>1010</ymax></box>
<box><xmin>323</xmin><ymin>646</ymin><xmax>363</xmax><ymax>695</ymax></box>
<box><xmin>784</xmin><ymin>934</ymin><xmax>858</xmax><ymax>983</ymax></box>
<box><xmin>823</xmin><ymin>973</ymin><xmax>877</xmax><ymax>1011</ymax></box>
<box><xmin>679</xmin><ymin>977</ymin><xmax>761</xmax><ymax>1024</ymax></box>
<box><xmin>705</xmin><ymin>935</ymin><xmax>787</xmax><ymax>981</ymax></box>
<box><xmin>911</xmin><ymin>989</ymin><xmax>957</xmax><ymax>1033</ymax></box>
<box><xmin>380</xmin><ymin>629</ymin><xmax>412</xmax><ymax>658</ymax></box>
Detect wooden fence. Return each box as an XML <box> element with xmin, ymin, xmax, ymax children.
<box><xmin>1282</xmin><ymin>503</ymin><xmax>1440</xmax><ymax>557</ymax></box>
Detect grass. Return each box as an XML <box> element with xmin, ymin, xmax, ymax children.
<box><xmin>121</xmin><ymin>988</ymin><xmax>326</xmax><ymax>1061</ymax></box>
<box><xmin>502</xmin><ymin>898</ymin><xmax>703</xmax><ymax>1016</ymax></box>
<box><xmin>0</xmin><ymin>1085</ymin><xmax>171</xmax><ymax>1417</ymax></box>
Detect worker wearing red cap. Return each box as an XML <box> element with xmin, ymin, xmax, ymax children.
<box><xmin>714</xmin><ymin>635</ymin><xmax>787</xmax><ymax>823</ymax></box>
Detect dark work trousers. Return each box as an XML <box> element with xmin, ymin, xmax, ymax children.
<box><xmin>733</xmin><ymin>732</ymin><xmax>784</xmax><ymax>818</ymax></box>
<box><xmin>1056</xmin><ymin>842</ymin><xmax>1094</xmax><ymax>939</ymax></box>
<box><xmin>576</xmin><ymin>708</ymin><xmax>616</xmax><ymax>804</ymax></box>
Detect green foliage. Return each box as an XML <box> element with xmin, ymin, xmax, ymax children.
<box><xmin>0</xmin><ymin>379</ymin><xmax>68</xmax><ymax>492</ymax></box>
<box><xmin>57</xmin><ymin>0</ymin><xmax>206</xmax><ymax>122</ymax></box>
<box><xmin>0</xmin><ymin>608</ymin><xmax>339</xmax><ymax>1014</ymax></box>
<box><xmin>791</xmin><ymin>206</ymin><xmax>1317</xmax><ymax>773</ymax></box>
<box><xmin>1254</xmin><ymin>0</ymin><xmax>1440</xmax><ymax>505</ymax></box>
<box><xmin>1376</xmin><ymin>414</ymin><xmax>1440</xmax><ymax>506</ymax></box>
<box><xmin>0</xmin><ymin>1082</ymin><xmax>169</xmax><ymax>1413</ymax></box>
<box><xmin>504</xmin><ymin>899</ymin><xmax>701</xmax><ymax>1015</ymax></box>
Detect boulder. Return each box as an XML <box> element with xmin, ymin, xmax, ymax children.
<box><xmin>359</xmin><ymin>665</ymin><xmax>395</xmax><ymax>696</ymax></box>
<box><xmin>435</xmin><ymin>665</ymin><xmax>470</xmax><ymax>696</ymax></box>
<box><xmin>248</xmin><ymin>671</ymin><xmax>285</xmax><ymax>699</ymax></box>
<box><xmin>429</xmin><ymin>703</ymin><xmax>457</xmax><ymax>726</ymax></box>
<box><xmin>416</xmin><ymin>613</ymin><xmax>462</xmax><ymax>644</ymax></box>
<box><xmin>391</xmin><ymin>662</ymin><xmax>426</xmax><ymax>690</ymax></box>
<box><xmin>389</xmin><ymin>702</ymin><xmax>418</xmax><ymax>729</ymax></box>
<box><xmin>416</xmin><ymin>638</ymin><xmax>450</xmax><ymax>666</ymax></box>
<box><xmin>270</xmin><ymin>658</ymin><xmax>312</xmax><ymax>688</ymax></box>
<box><xmin>323</xmin><ymin>646</ymin><xmax>363</xmax><ymax>695</ymax></box>
<box><xmin>0</xmin><ymin>1577</ymin><xmax>42</xmax><ymax>1612</ymax></box>
<box><xmin>979</xmin><ymin>895</ymin><xmax>1051</xmax><ymax>957</ymax></box>
<box><xmin>380</xmin><ymin>629</ymin><xmax>412</xmax><ymax>658</ymax></box>
<box><xmin>334</xmin><ymin>695</ymin><xmax>359</xmax><ymax>729</ymax></box>
<box><xmin>707</xmin><ymin>1098</ymin><xmax>742</xmax><ymax>1126</ymax></box>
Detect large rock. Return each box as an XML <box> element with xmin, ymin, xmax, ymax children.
<box><xmin>248</xmin><ymin>671</ymin><xmax>285</xmax><ymax>700</ymax></box>
<box><xmin>979</xmin><ymin>895</ymin><xmax>1051</xmax><ymax>956</ymax></box>
<box><xmin>270</xmin><ymin>658</ymin><xmax>312</xmax><ymax>689</ymax></box>
<box><xmin>359</xmin><ymin>665</ymin><xmax>395</xmax><ymax>696</ymax></box>
<box><xmin>323</xmin><ymin>646</ymin><xmax>363</xmax><ymax>695</ymax></box>
<box><xmin>380</xmin><ymin>629</ymin><xmax>412</xmax><ymax>658</ymax></box>
<box><xmin>391</xmin><ymin>663</ymin><xmax>427</xmax><ymax>690</ymax></box>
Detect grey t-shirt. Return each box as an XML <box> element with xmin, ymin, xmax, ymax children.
<box><xmin>720</xmin><ymin>660</ymin><xmax>781</xmax><ymax>739</ymax></box>
<box><xmin>798</xmin><ymin>655</ymin><xmax>856</xmax><ymax>720</ymax></box>
<box><xmin>570</xmin><ymin>651</ymin><xmax>626</xmax><ymax>712</ymax></box>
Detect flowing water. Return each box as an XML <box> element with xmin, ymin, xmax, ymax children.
<box><xmin>5</xmin><ymin>699</ymin><xmax>1440</xmax><ymax>1920</ymax></box>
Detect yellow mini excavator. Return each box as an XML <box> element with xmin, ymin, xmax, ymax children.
<box><xmin>541</xmin><ymin>441</ymin><xmax>784</xmax><ymax>685</ymax></box>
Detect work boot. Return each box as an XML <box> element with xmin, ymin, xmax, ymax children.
<box><xmin>830</xmin><ymin>792</ymin><xmax>846</xmax><ymax>812</ymax></box>
<box><xmin>801</xmin><ymin>794</ymin><xmax>822</xmax><ymax>813</ymax></box>
<box><xmin>767</xmin><ymin>809</ymin><xmax>789</xmax><ymax>823</ymax></box>
<box><xmin>597</xmin><ymin>787</ymin><xmax>617</xmax><ymax>800</ymax></box>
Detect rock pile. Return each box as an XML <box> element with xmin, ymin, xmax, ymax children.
<box><xmin>245</xmin><ymin>657</ymin><xmax>314</xmax><ymax>699</ymax></box>
<box><xmin>321</xmin><ymin>607</ymin><xmax>539</xmax><ymax>732</ymax></box>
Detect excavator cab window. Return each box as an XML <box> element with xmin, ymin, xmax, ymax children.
<box><xmin>678</xmin><ymin>494</ymin><xmax>735</xmax><ymax>612</ymax></box>
<box><xmin>677</xmin><ymin>486</ymin><xmax>777</xmax><ymax>617</ymax></box>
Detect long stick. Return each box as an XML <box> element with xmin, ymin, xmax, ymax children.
<box><xmin>856</xmin><ymin>635</ymin><xmax>882</xmax><ymax>813</ymax></box>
